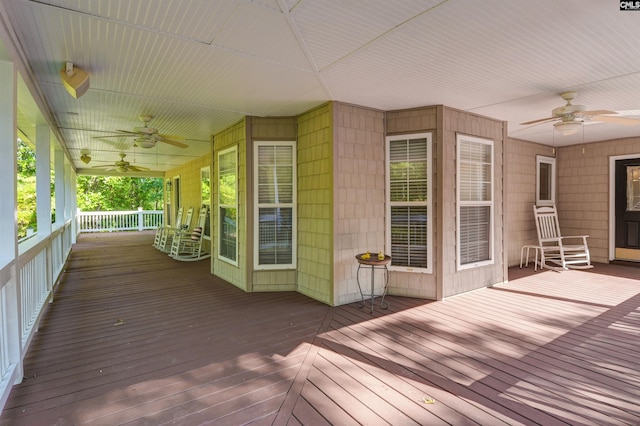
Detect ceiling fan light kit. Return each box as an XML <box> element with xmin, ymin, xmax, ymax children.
<box><xmin>554</xmin><ymin>120</ymin><xmax>582</xmax><ymax>135</ymax></box>
<box><xmin>135</xmin><ymin>138</ymin><xmax>157</xmax><ymax>148</ymax></box>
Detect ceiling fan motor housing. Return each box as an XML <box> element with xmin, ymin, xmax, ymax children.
<box><xmin>552</xmin><ymin>103</ymin><xmax>586</xmax><ymax>117</ymax></box>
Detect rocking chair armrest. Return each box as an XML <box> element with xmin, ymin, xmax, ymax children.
<box><xmin>559</xmin><ymin>235</ymin><xmax>589</xmax><ymax>243</ymax></box>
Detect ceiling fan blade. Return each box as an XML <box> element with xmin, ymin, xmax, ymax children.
<box><xmin>93</xmin><ymin>134</ymin><xmax>137</xmax><ymax>138</ymax></box>
<box><xmin>158</xmin><ymin>133</ymin><xmax>186</xmax><ymax>141</ymax></box>
<box><xmin>159</xmin><ymin>138</ymin><xmax>189</xmax><ymax>148</ymax></box>
<box><xmin>128</xmin><ymin>166</ymin><xmax>150</xmax><ymax>172</ymax></box>
<box><xmin>91</xmin><ymin>164</ymin><xmax>115</xmax><ymax>168</ymax></box>
<box><xmin>580</xmin><ymin>109</ymin><xmax>617</xmax><ymax>117</ymax></box>
<box><xmin>115</xmin><ymin>129</ymin><xmax>140</xmax><ymax>135</ymax></box>
<box><xmin>519</xmin><ymin>116</ymin><xmax>558</xmax><ymax>125</ymax></box>
<box><xmin>592</xmin><ymin>115</ymin><xmax>640</xmax><ymax>126</ymax></box>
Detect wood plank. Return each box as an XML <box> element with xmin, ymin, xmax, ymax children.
<box><xmin>2</xmin><ymin>232</ymin><xmax>639</xmax><ymax>425</ymax></box>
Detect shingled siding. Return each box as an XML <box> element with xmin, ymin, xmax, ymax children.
<box><xmin>332</xmin><ymin>103</ymin><xmax>385</xmax><ymax>306</ymax></box>
<box><xmin>296</xmin><ymin>104</ymin><xmax>334</xmax><ymax>305</ymax></box>
<box><xmin>212</xmin><ymin>120</ymin><xmax>248</xmax><ymax>291</ymax></box>
<box><xmin>504</xmin><ymin>138</ymin><xmax>554</xmax><ymax>267</ymax></box>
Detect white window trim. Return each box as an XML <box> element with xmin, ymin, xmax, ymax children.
<box><xmin>456</xmin><ymin>134</ymin><xmax>494</xmax><ymax>271</ymax></box>
<box><xmin>385</xmin><ymin>132</ymin><xmax>433</xmax><ymax>274</ymax></box>
<box><xmin>253</xmin><ymin>141</ymin><xmax>297</xmax><ymax>270</ymax></box>
<box><xmin>218</xmin><ymin>146</ymin><xmax>238</xmax><ymax>266</ymax></box>
<box><xmin>536</xmin><ymin>155</ymin><xmax>556</xmax><ymax>207</ymax></box>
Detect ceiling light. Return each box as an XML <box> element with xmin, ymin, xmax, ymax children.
<box><xmin>80</xmin><ymin>153</ymin><xmax>91</xmax><ymax>164</ymax></box>
<box><xmin>135</xmin><ymin>138</ymin><xmax>156</xmax><ymax>148</ymax></box>
<box><xmin>116</xmin><ymin>166</ymin><xmax>128</xmax><ymax>173</ymax></box>
<box><xmin>554</xmin><ymin>121</ymin><xmax>582</xmax><ymax>136</ymax></box>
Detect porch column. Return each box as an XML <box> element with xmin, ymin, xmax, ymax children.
<box><xmin>36</xmin><ymin>125</ymin><xmax>52</xmax><ymax>237</ymax></box>
<box><xmin>0</xmin><ymin>60</ymin><xmax>24</xmax><ymax>405</ymax></box>
<box><xmin>54</xmin><ymin>149</ymin><xmax>66</xmax><ymax>226</ymax></box>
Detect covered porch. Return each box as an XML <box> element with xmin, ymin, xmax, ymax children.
<box><xmin>1</xmin><ymin>232</ymin><xmax>638</xmax><ymax>425</ymax></box>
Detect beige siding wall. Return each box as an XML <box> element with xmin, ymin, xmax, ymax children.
<box><xmin>504</xmin><ymin>138</ymin><xmax>555</xmax><ymax>266</ymax></box>
<box><xmin>296</xmin><ymin>104</ymin><xmax>333</xmax><ymax>305</ymax></box>
<box><xmin>165</xmin><ymin>152</ymin><xmax>213</xmax><ymax>254</ymax></box>
<box><xmin>164</xmin><ymin>154</ymin><xmax>212</xmax><ymax>223</ymax></box>
<box><xmin>212</xmin><ymin>120</ymin><xmax>248</xmax><ymax>291</ymax></box>
<box><xmin>557</xmin><ymin>137</ymin><xmax>640</xmax><ymax>263</ymax></box>
<box><xmin>385</xmin><ymin>107</ymin><xmax>439</xmax><ymax>299</ymax></box>
<box><xmin>332</xmin><ymin>103</ymin><xmax>385</xmax><ymax>306</ymax></box>
<box><xmin>247</xmin><ymin>116</ymin><xmax>298</xmax><ymax>292</ymax></box>
<box><xmin>441</xmin><ymin>107</ymin><xmax>506</xmax><ymax>298</ymax></box>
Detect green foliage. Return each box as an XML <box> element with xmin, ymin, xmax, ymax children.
<box><xmin>17</xmin><ymin>141</ymin><xmax>37</xmax><ymax>238</ymax></box>
<box><xmin>76</xmin><ymin>176</ymin><xmax>163</xmax><ymax>211</ymax></box>
<box><xmin>16</xmin><ymin>137</ymin><xmax>164</xmax><ymax>239</ymax></box>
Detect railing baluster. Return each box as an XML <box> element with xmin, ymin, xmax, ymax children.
<box><xmin>77</xmin><ymin>210</ymin><xmax>164</xmax><ymax>233</ymax></box>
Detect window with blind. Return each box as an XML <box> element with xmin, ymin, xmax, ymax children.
<box><xmin>457</xmin><ymin>134</ymin><xmax>493</xmax><ymax>270</ymax></box>
<box><xmin>386</xmin><ymin>133</ymin><xmax>432</xmax><ymax>273</ymax></box>
<box><xmin>254</xmin><ymin>142</ymin><xmax>296</xmax><ymax>269</ymax></box>
<box><xmin>218</xmin><ymin>147</ymin><xmax>237</xmax><ymax>265</ymax></box>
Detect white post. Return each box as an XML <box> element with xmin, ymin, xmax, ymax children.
<box><xmin>138</xmin><ymin>207</ymin><xmax>143</xmax><ymax>231</ymax></box>
<box><xmin>0</xmin><ymin>60</ymin><xmax>23</xmax><ymax>397</ymax></box>
<box><xmin>54</xmin><ymin>149</ymin><xmax>66</xmax><ymax>227</ymax></box>
<box><xmin>36</xmin><ymin>125</ymin><xmax>52</xmax><ymax>237</ymax></box>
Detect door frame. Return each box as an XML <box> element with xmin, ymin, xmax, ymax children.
<box><xmin>609</xmin><ymin>153</ymin><xmax>640</xmax><ymax>261</ymax></box>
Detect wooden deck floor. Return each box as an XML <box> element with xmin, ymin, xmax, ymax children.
<box><xmin>1</xmin><ymin>232</ymin><xmax>639</xmax><ymax>425</ymax></box>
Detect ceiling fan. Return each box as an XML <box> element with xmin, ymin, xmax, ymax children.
<box><xmin>520</xmin><ymin>91</ymin><xmax>640</xmax><ymax>135</ymax></box>
<box><xmin>92</xmin><ymin>153</ymin><xmax>150</xmax><ymax>173</ymax></box>
<box><xmin>96</xmin><ymin>115</ymin><xmax>188</xmax><ymax>148</ymax></box>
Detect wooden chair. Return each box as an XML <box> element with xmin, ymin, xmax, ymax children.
<box><xmin>153</xmin><ymin>206</ymin><xmax>182</xmax><ymax>249</ymax></box>
<box><xmin>533</xmin><ymin>205</ymin><xmax>592</xmax><ymax>270</ymax></box>
<box><xmin>170</xmin><ymin>205</ymin><xmax>210</xmax><ymax>261</ymax></box>
<box><xmin>157</xmin><ymin>206</ymin><xmax>193</xmax><ymax>253</ymax></box>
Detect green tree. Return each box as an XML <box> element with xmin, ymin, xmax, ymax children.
<box><xmin>17</xmin><ymin>140</ymin><xmax>37</xmax><ymax>238</ymax></box>
<box><xmin>76</xmin><ymin>176</ymin><xmax>163</xmax><ymax>211</ymax></box>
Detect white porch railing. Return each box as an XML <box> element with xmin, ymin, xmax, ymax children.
<box><xmin>77</xmin><ymin>208</ymin><xmax>163</xmax><ymax>233</ymax></box>
<box><xmin>1</xmin><ymin>220</ymin><xmax>73</xmax><ymax>409</ymax></box>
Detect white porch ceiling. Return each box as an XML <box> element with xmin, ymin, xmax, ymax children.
<box><xmin>2</xmin><ymin>0</ymin><xmax>640</xmax><ymax>175</ymax></box>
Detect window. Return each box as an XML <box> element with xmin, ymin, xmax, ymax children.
<box><xmin>254</xmin><ymin>142</ymin><xmax>296</xmax><ymax>269</ymax></box>
<box><xmin>201</xmin><ymin>166</ymin><xmax>211</xmax><ymax>237</ymax></box>
<box><xmin>627</xmin><ymin>165</ymin><xmax>640</xmax><ymax>211</ymax></box>
<box><xmin>218</xmin><ymin>147</ymin><xmax>237</xmax><ymax>265</ymax></box>
<box><xmin>536</xmin><ymin>155</ymin><xmax>556</xmax><ymax>206</ymax></box>
<box><xmin>457</xmin><ymin>134</ymin><xmax>493</xmax><ymax>270</ymax></box>
<box><xmin>386</xmin><ymin>133</ymin><xmax>432</xmax><ymax>273</ymax></box>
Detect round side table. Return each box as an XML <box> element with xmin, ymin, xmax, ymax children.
<box><xmin>355</xmin><ymin>253</ymin><xmax>391</xmax><ymax>314</ymax></box>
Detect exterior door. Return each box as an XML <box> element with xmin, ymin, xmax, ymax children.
<box><xmin>615</xmin><ymin>158</ymin><xmax>640</xmax><ymax>261</ymax></box>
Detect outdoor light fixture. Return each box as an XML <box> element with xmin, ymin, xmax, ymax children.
<box><xmin>80</xmin><ymin>153</ymin><xmax>91</xmax><ymax>164</ymax></box>
<box><xmin>554</xmin><ymin>120</ymin><xmax>582</xmax><ymax>136</ymax></box>
<box><xmin>60</xmin><ymin>61</ymin><xmax>90</xmax><ymax>98</ymax></box>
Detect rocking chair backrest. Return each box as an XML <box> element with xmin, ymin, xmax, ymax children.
<box><xmin>533</xmin><ymin>205</ymin><xmax>562</xmax><ymax>243</ymax></box>
<box><xmin>195</xmin><ymin>205</ymin><xmax>208</xmax><ymax>229</ymax></box>
<box><xmin>173</xmin><ymin>206</ymin><xmax>184</xmax><ymax>228</ymax></box>
<box><xmin>181</xmin><ymin>207</ymin><xmax>195</xmax><ymax>230</ymax></box>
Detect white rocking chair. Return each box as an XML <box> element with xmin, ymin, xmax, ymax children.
<box><xmin>153</xmin><ymin>206</ymin><xmax>183</xmax><ymax>249</ymax></box>
<box><xmin>533</xmin><ymin>205</ymin><xmax>592</xmax><ymax>271</ymax></box>
<box><xmin>170</xmin><ymin>205</ymin><xmax>210</xmax><ymax>261</ymax></box>
<box><xmin>157</xmin><ymin>206</ymin><xmax>194</xmax><ymax>253</ymax></box>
